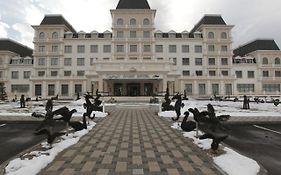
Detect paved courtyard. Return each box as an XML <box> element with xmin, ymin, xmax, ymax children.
<box><xmin>39</xmin><ymin>106</ymin><xmax>222</xmax><ymax>175</ymax></box>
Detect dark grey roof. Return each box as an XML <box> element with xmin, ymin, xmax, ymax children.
<box><xmin>233</xmin><ymin>39</ymin><xmax>280</xmax><ymax>57</ymax></box>
<box><xmin>116</xmin><ymin>0</ymin><xmax>150</xmax><ymax>9</ymax></box>
<box><xmin>40</xmin><ymin>15</ymin><xmax>76</xmax><ymax>33</ymax></box>
<box><xmin>0</xmin><ymin>39</ymin><xmax>33</xmax><ymax>57</ymax></box>
<box><xmin>190</xmin><ymin>15</ymin><xmax>226</xmax><ymax>33</ymax></box>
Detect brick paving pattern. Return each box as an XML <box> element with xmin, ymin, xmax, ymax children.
<box><xmin>39</xmin><ymin>107</ymin><xmax>222</xmax><ymax>175</ymax></box>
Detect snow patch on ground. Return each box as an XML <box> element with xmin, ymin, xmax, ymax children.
<box><xmin>171</xmin><ymin>122</ymin><xmax>260</xmax><ymax>175</ymax></box>
<box><xmin>5</xmin><ymin>121</ymin><xmax>96</xmax><ymax>175</ymax></box>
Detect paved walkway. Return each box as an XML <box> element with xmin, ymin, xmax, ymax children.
<box><xmin>39</xmin><ymin>107</ymin><xmax>222</xmax><ymax>175</ymax></box>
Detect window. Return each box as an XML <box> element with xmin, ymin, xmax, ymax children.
<box><xmin>212</xmin><ymin>84</ymin><xmax>219</xmax><ymax>95</ymax></box>
<box><xmin>155</xmin><ymin>45</ymin><xmax>163</xmax><ymax>52</ymax></box>
<box><xmin>77</xmin><ymin>71</ymin><xmax>85</xmax><ymax>76</ymax></box>
<box><xmin>182</xmin><ymin>58</ymin><xmax>189</xmax><ymax>65</ymax></box>
<box><xmin>130</xmin><ymin>31</ymin><xmax>137</xmax><ymax>38</ymax></box>
<box><xmin>143</xmin><ymin>31</ymin><xmax>150</xmax><ymax>38</ymax></box>
<box><xmin>61</xmin><ymin>84</ymin><xmax>69</xmax><ymax>96</ymax></box>
<box><xmin>77</xmin><ymin>58</ymin><xmax>85</xmax><ymax>66</ymax></box>
<box><xmin>182</xmin><ymin>45</ymin><xmax>189</xmax><ymax>53</ymax></box>
<box><xmin>11</xmin><ymin>85</ymin><xmax>29</xmax><ymax>93</ymax></box>
<box><xmin>24</xmin><ymin>71</ymin><xmax>31</xmax><ymax>79</ymax></box>
<box><xmin>38</xmin><ymin>58</ymin><xmax>45</xmax><ymax>65</ymax></box>
<box><xmin>117</xmin><ymin>57</ymin><xmax>124</xmax><ymax>60</ymax></box>
<box><xmin>52</xmin><ymin>32</ymin><xmax>58</xmax><ymax>39</ymax></box>
<box><xmin>208</xmin><ymin>45</ymin><xmax>215</xmax><ymax>52</ymax></box>
<box><xmin>39</xmin><ymin>46</ymin><xmax>45</xmax><ymax>52</ymax></box>
<box><xmin>263</xmin><ymin>71</ymin><xmax>269</xmax><ymax>77</ymax></box>
<box><xmin>143</xmin><ymin>18</ymin><xmax>150</xmax><ymax>25</ymax></box>
<box><xmin>237</xmin><ymin>84</ymin><xmax>255</xmax><ymax>92</ymax></box>
<box><xmin>221</xmin><ymin>32</ymin><xmax>227</xmax><ymax>39</ymax></box>
<box><xmin>64</xmin><ymin>71</ymin><xmax>71</xmax><ymax>76</ymax></box>
<box><xmin>157</xmin><ymin>57</ymin><xmax>163</xmax><ymax>60</ymax></box>
<box><xmin>0</xmin><ymin>71</ymin><xmax>3</xmax><ymax>78</ymax></box>
<box><xmin>130</xmin><ymin>18</ymin><xmax>136</xmax><ymax>25</ymax></box>
<box><xmin>209</xmin><ymin>71</ymin><xmax>216</xmax><ymax>76</ymax></box>
<box><xmin>130</xmin><ymin>45</ymin><xmax>137</xmax><ymax>52</ymax></box>
<box><xmin>51</xmin><ymin>71</ymin><xmax>58</xmax><ymax>77</ymax></box>
<box><xmin>208</xmin><ymin>58</ymin><xmax>216</xmax><ymax>65</ymax></box>
<box><xmin>262</xmin><ymin>57</ymin><xmax>268</xmax><ymax>64</ymax></box>
<box><xmin>90</xmin><ymin>45</ymin><xmax>98</xmax><ymax>53</ymax></box>
<box><xmin>64</xmin><ymin>58</ymin><xmax>72</xmax><ymax>66</ymax></box>
<box><xmin>208</xmin><ymin>32</ymin><xmax>214</xmax><ymax>39</ymax></box>
<box><xmin>52</xmin><ymin>45</ymin><xmax>58</xmax><ymax>52</ymax></box>
<box><xmin>185</xmin><ymin>84</ymin><xmax>192</xmax><ymax>95</ymax></box>
<box><xmin>48</xmin><ymin>84</ymin><xmax>55</xmax><ymax>96</ymax></box>
<box><xmin>35</xmin><ymin>84</ymin><xmax>42</xmax><ymax>96</ymax></box>
<box><xmin>275</xmin><ymin>57</ymin><xmax>280</xmax><ymax>65</ymax></box>
<box><xmin>38</xmin><ymin>71</ymin><xmax>45</xmax><ymax>77</ymax></box>
<box><xmin>221</xmin><ymin>45</ymin><xmax>228</xmax><ymax>52</ymax></box>
<box><xmin>195</xmin><ymin>45</ymin><xmax>202</xmax><ymax>53</ymax></box>
<box><xmin>196</xmin><ymin>71</ymin><xmax>203</xmax><ymax>76</ymax></box>
<box><xmin>103</xmin><ymin>57</ymin><xmax>110</xmax><ymax>60</ymax></box>
<box><xmin>199</xmin><ymin>84</ymin><xmax>206</xmax><ymax>95</ymax></box>
<box><xmin>117</xmin><ymin>18</ymin><xmax>123</xmax><ymax>25</ymax></box>
<box><xmin>169</xmin><ymin>45</ymin><xmax>176</xmax><ymax>53</ymax></box>
<box><xmin>143</xmin><ymin>45</ymin><xmax>151</xmax><ymax>52</ymax></box>
<box><xmin>11</xmin><ymin>71</ymin><xmax>19</xmax><ymax>79</ymax></box>
<box><xmin>39</xmin><ymin>32</ymin><xmax>45</xmax><ymax>39</ymax></box>
<box><xmin>75</xmin><ymin>84</ymin><xmax>82</xmax><ymax>94</ymax></box>
<box><xmin>77</xmin><ymin>45</ymin><xmax>85</xmax><ymax>53</ymax></box>
<box><xmin>182</xmin><ymin>70</ymin><xmax>190</xmax><ymax>76</ymax></box>
<box><xmin>103</xmin><ymin>45</ymin><xmax>111</xmax><ymax>53</ymax></box>
<box><xmin>221</xmin><ymin>70</ymin><xmax>228</xmax><ymax>76</ymax></box>
<box><xmin>117</xmin><ymin>45</ymin><xmax>124</xmax><ymax>52</ymax></box>
<box><xmin>221</xmin><ymin>58</ymin><xmax>228</xmax><ymax>65</ymax></box>
<box><xmin>64</xmin><ymin>45</ymin><xmax>72</xmax><ymax>53</ymax></box>
<box><xmin>195</xmin><ymin>58</ymin><xmax>202</xmax><ymax>65</ymax></box>
<box><xmin>143</xmin><ymin>57</ymin><xmax>151</xmax><ymax>60</ymax></box>
<box><xmin>51</xmin><ymin>58</ymin><xmax>58</xmax><ymax>66</ymax></box>
<box><xmin>236</xmin><ymin>71</ymin><xmax>242</xmax><ymax>78</ymax></box>
<box><xmin>117</xmin><ymin>31</ymin><xmax>124</xmax><ymax>38</ymax></box>
<box><xmin>130</xmin><ymin>57</ymin><xmax>138</xmax><ymax>60</ymax></box>
<box><xmin>225</xmin><ymin>84</ymin><xmax>232</xmax><ymax>95</ymax></box>
<box><xmin>263</xmin><ymin>84</ymin><xmax>280</xmax><ymax>92</ymax></box>
<box><xmin>248</xmin><ymin>71</ymin><xmax>255</xmax><ymax>78</ymax></box>
<box><xmin>275</xmin><ymin>71</ymin><xmax>281</xmax><ymax>77</ymax></box>
<box><xmin>0</xmin><ymin>58</ymin><xmax>3</xmax><ymax>65</ymax></box>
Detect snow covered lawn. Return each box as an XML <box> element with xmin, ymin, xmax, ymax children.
<box><xmin>171</xmin><ymin>123</ymin><xmax>260</xmax><ymax>175</ymax></box>
<box><xmin>1</xmin><ymin>99</ymin><xmax>109</xmax><ymax>175</ymax></box>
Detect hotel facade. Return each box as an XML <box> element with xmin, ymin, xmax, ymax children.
<box><xmin>1</xmin><ymin>0</ymin><xmax>281</xmax><ymax>99</ymax></box>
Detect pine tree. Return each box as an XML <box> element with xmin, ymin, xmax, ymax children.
<box><xmin>0</xmin><ymin>83</ymin><xmax>8</xmax><ymax>101</ymax></box>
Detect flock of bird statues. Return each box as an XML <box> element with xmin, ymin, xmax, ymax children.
<box><xmin>163</xmin><ymin>88</ymin><xmax>231</xmax><ymax>153</ymax></box>
<box><xmin>32</xmin><ymin>90</ymin><xmax>103</xmax><ymax>147</ymax></box>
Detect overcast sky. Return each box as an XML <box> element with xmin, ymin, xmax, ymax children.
<box><xmin>0</xmin><ymin>0</ymin><xmax>281</xmax><ymax>49</ymax></box>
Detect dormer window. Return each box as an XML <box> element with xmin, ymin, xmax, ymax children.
<box><xmin>39</xmin><ymin>32</ymin><xmax>45</xmax><ymax>39</ymax></box>
<box><xmin>130</xmin><ymin>18</ymin><xmax>136</xmax><ymax>25</ymax></box>
<box><xmin>52</xmin><ymin>32</ymin><xmax>58</xmax><ymax>39</ymax></box>
<box><xmin>208</xmin><ymin>32</ymin><xmax>214</xmax><ymax>39</ymax></box>
<box><xmin>117</xmin><ymin>18</ymin><xmax>123</xmax><ymax>25</ymax></box>
<box><xmin>143</xmin><ymin>18</ymin><xmax>150</xmax><ymax>25</ymax></box>
<box><xmin>221</xmin><ymin>32</ymin><xmax>227</xmax><ymax>39</ymax></box>
<box><xmin>262</xmin><ymin>57</ymin><xmax>268</xmax><ymax>64</ymax></box>
<box><xmin>275</xmin><ymin>57</ymin><xmax>280</xmax><ymax>65</ymax></box>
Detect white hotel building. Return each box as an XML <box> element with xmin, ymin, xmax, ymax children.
<box><xmin>1</xmin><ymin>0</ymin><xmax>281</xmax><ymax>99</ymax></box>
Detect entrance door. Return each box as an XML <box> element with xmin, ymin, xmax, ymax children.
<box><xmin>144</xmin><ymin>83</ymin><xmax>153</xmax><ymax>96</ymax></box>
<box><xmin>127</xmin><ymin>83</ymin><xmax>140</xmax><ymax>96</ymax></box>
<box><xmin>114</xmin><ymin>83</ymin><xmax>123</xmax><ymax>96</ymax></box>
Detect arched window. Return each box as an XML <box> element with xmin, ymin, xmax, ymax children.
<box><xmin>275</xmin><ymin>57</ymin><xmax>281</xmax><ymax>64</ymax></box>
<box><xmin>117</xmin><ymin>18</ymin><xmax>123</xmax><ymax>25</ymax></box>
<box><xmin>39</xmin><ymin>32</ymin><xmax>45</xmax><ymax>39</ymax></box>
<box><xmin>143</xmin><ymin>18</ymin><xmax>150</xmax><ymax>25</ymax></box>
<box><xmin>221</xmin><ymin>32</ymin><xmax>227</xmax><ymax>39</ymax></box>
<box><xmin>208</xmin><ymin>32</ymin><xmax>214</xmax><ymax>39</ymax></box>
<box><xmin>130</xmin><ymin>18</ymin><xmax>136</xmax><ymax>25</ymax></box>
<box><xmin>52</xmin><ymin>32</ymin><xmax>58</xmax><ymax>39</ymax></box>
<box><xmin>262</xmin><ymin>57</ymin><xmax>268</xmax><ymax>64</ymax></box>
